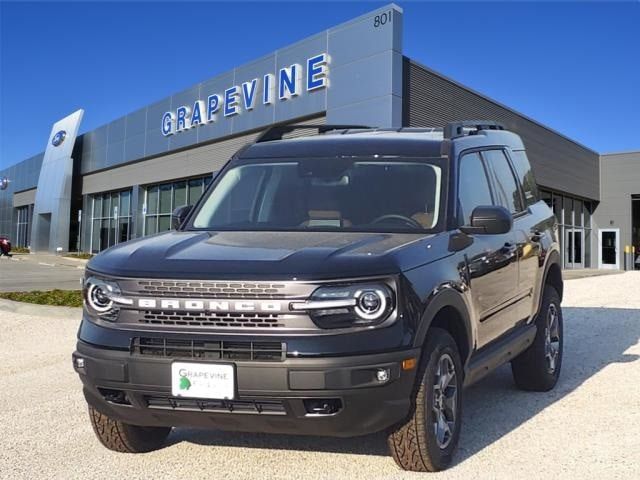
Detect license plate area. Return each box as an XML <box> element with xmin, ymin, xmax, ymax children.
<box><xmin>171</xmin><ymin>362</ymin><xmax>235</xmax><ymax>399</ymax></box>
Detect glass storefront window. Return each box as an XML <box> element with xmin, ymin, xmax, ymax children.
<box><xmin>174</xmin><ymin>181</ymin><xmax>187</xmax><ymax>208</ymax></box>
<box><xmin>147</xmin><ymin>186</ymin><xmax>159</xmax><ymax>215</ymax></box>
<box><xmin>101</xmin><ymin>194</ymin><xmax>110</xmax><ymax>218</ymax></box>
<box><xmin>546</xmin><ymin>190</ymin><xmax>595</xmax><ymax>270</ymax></box>
<box><xmin>90</xmin><ymin>188</ymin><xmax>133</xmax><ymax>253</ymax></box>
<box><xmin>564</xmin><ymin>197</ymin><xmax>573</xmax><ymax>226</ymax></box>
<box><xmin>120</xmin><ymin>190</ymin><xmax>131</xmax><ymax>217</ymax></box>
<box><xmin>93</xmin><ymin>196</ymin><xmax>102</xmax><ymax>218</ymax></box>
<box><xmin>143</xmin><ymin>175</ymin><xmax>211</xmax><ymax>236</ymax></box>
<box><xmin>188</xmin><ymin>178</ymin><xmax>204</xmax><ymax>205</ymax></box>
<box><xmin>584</xmin><ymin>228</ymin><xmax>592</xmax><ymax>268</ymax></box>
<box><xmin>574</xmin><ymin>199</ymin><xmax>583</xmax><ymax>227</ymax></box>
<box><xmin>159</xmin><ymin>184</ymin><xmax>172</xmax><ymax>214</ymax></box>
<box><xmin>145</xmin><ymin>216</ymin><xmax>157</xmax><ymax>236</ymax></box>
<box><xmin>15</xmin><ymin>205</ymin><xmax>31</xmax><ymax>248</ymax></box>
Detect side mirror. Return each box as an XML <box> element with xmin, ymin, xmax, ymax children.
<box><xmin>460</xmin><ymin>205</ymin><xmax>512</xmax><ymax>235</ymax></box>
<box><xmin>171</xmin><ymin>205</ymin><xmax>193</xmax><ymax>230</ymax></box>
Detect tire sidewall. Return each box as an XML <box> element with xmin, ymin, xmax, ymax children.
<box><xmin>419</xmin><ymin>332</ymin><xmax>464</xmax><ymax>467</ymax></box>
<box><xmin>539</xmin><ymin>286</ymin><xmax>563</xmax><ymax>383</ymax></box>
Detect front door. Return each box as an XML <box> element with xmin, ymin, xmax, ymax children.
<box><xmin>466</xmin><ymin>233</ymin><xmax>519</xmax><ymax>348</ymax></box>
<box><xmin>599</xmin><ymin>229</ymin><xmax>619</xmax><ymax>270</ymax></box>
<box><xmin>564</xmin><ymin>228</ymin><xmax>584</xmax><ymax>269</ymax></box>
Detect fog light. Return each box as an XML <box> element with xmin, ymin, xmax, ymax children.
<box><xmin>375</xmin><ymin>368</ymin><xmax>390</xmax><ymax>383</ymax></box>
<box><xmin>75</xmin><ymin>357</ymin><xmax>85</xmax><ymax>369</ymax></box>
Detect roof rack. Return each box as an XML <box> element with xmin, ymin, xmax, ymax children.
<box><xmin>444</xmin><ymin>120</ymin><xmax>505</xmax><ymax>139</ymax></box>
<box><xmin>255</xmin><ymin>124</ymin><xmax>370</xmax><ymax>143</ymax></box>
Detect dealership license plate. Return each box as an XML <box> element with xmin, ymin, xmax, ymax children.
<box><xmin>171</xmin><ymin>362</ymin><xmax>235</xmax><ymax>399</ymax></box>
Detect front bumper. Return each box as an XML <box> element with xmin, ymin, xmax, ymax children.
<box><xmin>74</xmin><ymin>340</ymin><xmax>421</xmax><ymax>437</ymax></box>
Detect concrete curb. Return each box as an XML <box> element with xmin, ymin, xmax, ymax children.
<box><xmin>59</xmin><ymin>256</ymin><xmax>90</xmax><ymax>265</ymax></box>
<box><xmin>0</xmin><ymin>298</ymin><xmax>81</xmax><ymax>319</ymax></box>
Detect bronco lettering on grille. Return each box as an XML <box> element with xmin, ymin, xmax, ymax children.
<box><xmin>136</xmin><ymin>298</ymin><xmax>283</xmax><ymax>312</ymax></box>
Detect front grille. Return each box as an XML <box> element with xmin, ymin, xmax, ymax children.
<box><xmin>131</xmin><ymin>337</ymin><xmax>286</xmax><ymax>362</ymax></box>
<box><xmin>136</xmin><ymin>281</ymin><xmax>288</xmax><ymax>299</ymax></box>
<box><xmin>139</xmin><ymin>311</ymin><xmax>284</xmax><ymax>328</ymax></box>
<box><xmin>145</xmin><ymin>395</ymin><xmax>286</xmax><ymax>415</ymax></box>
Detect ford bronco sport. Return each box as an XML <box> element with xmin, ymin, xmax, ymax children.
<box><xmin>73</xmin><ymin>121</ymin><xmax>563</xmax><ymax>472</ymax></box>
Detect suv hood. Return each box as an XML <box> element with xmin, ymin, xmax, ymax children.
<box><xmin>88</xmin><ymin>230</ymin><xmax>451</xmax><ymax>280</ymax></box>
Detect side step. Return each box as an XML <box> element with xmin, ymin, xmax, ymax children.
<box><xmin>464</xmin><ymin>324</ymin><xmax>536</xmax><ymax>387</ymax></box>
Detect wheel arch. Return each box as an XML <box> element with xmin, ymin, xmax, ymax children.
<box><xmin>413</xmin><ymin>287</ymin><xmax>473</xmax><ymax>368</ymax></box>
<box><xmin>542</xmin><ymin>249</ymin><xmax>563</xmax><ymax>302</ymax></box>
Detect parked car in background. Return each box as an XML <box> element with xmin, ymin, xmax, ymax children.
<box><xmin>0</xmin><ymin>235</ymin><xmax>12</xmax><ymax>257</ymax></box>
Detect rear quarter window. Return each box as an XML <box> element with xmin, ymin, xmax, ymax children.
<box><xmin>510</xmin><ymin>150</ymin><xmax>539</xmax><ymax>208</ymax></box>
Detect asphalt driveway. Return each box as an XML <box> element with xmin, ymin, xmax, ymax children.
<box><xmin>0</xmin><ymin>254</ymin><xmax>85</xmax><ymax>292</ymax></box>
<box><xmin>0</xmin><ymin>272</ymin><xmax>638</xmax><ymax>479</ymax></box>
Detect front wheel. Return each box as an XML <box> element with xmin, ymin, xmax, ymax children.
<box><xmin>89</xmin><ymin>405</ymin><xmax>171</xmax><ymax>453</ymax></box>
<box><xmin>511</xmin><ymin>285</ymin><xmax>563</xmax><ymax>391</ymax></box>
<box><xmin>387</xmin><ymin>328</ymin><xmax>463</xmax><ymax>472</ymax></box>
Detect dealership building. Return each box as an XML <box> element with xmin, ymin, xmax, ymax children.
<box><xmin>0</xmin><ymin>4</ymin><xmax>638</xmax><ymax>271</ymax></box>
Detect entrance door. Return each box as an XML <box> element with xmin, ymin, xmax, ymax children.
<box><xmin>564</xmin><ymin>228</ymin><xmax>584</xmax><ymax>269</ymax></box>
<box><xmin>599</xmin><ymin>229</ymin><xmax>619</xmax><ymax>270</ymax></box>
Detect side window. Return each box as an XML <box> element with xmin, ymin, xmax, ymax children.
<box><xmin>510</xmin><ymin>150</ymin><xmax>539</xmax><ymax>207</ymax></box>
<box><xmin>482</xmin><ymin>150</ymin><xmax>524</xmax><ymax>214</ymax></box>
<box><xmin>458</xmin><ymin>152</ymin><xmax>493</xmax><ymax>225</ymax></box>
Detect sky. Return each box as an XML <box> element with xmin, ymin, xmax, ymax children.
<box><xmin>1</xmin><ymin>1</ymin><xmax>639</xmax><ymax>169</ymax></box>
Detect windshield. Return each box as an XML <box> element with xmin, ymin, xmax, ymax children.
<box><xmin>190</xmin><ymin>158</ymin><xmax>443</xmax><ymax>232</ymax></box>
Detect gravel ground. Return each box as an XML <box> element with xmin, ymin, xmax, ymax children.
<box><xmin>1</xmin><ymin>272</ymin><xmax>639</xmax><ymax>480</ymax></box>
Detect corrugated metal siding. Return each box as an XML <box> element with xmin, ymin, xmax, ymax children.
<box><xmin>404</xmin><ymin>60</ymin><xmax>599</xmax><ymax>201</ymax></box>
<box><xmin>81</xmin><ymin>116</ymin><xmax>325</xmax><ymax>195</ymax></box>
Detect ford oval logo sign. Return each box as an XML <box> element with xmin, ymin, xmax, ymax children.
<box><xmin>52</xmin><ymin>130</ymin><xmax>67</xmax><ymax>147</ymax></box>
<box><xmin>0</xmin><ymin>177</ymin><xmax>9</xmax><ymax>191</ymax></box>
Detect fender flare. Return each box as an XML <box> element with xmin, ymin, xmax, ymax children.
<box><xmin>412</xmin><ymin>286</ymin><xmax>474</xmax><ymax>365</ymax></box>
<box><xmin>538</xmin><ymin>248</ymin><xmax>563</xmax><ymax>308</ymax></box>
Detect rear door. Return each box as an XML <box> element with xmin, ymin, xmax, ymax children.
<box><xmin>506</xmin><ymin>149</ymin><xmax>545</xmax><ymax>322</ymax></box>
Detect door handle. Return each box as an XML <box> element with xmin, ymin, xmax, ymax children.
<box><xmin>501</xmin><ymin>242</ymin><xmax>516</xmax><ymax>254</ymax></box>
<box><xmin>530</xmin><ymin>230</ymin><xmax>543</xmax><ymax>242</ymax></box>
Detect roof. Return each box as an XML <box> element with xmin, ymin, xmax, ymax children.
<box><xmin>238</xmin><ymin>126</ymin><xmax>527</xmax><ymax>160</ymax></box>
<box><xmin>239</xmin><ymin>129</ymin><xmax>447</xmax><ymax>159</ymax></box>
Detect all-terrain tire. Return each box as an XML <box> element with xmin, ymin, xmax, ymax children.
<box><xmin>89</xmin><ymin>405</ymin><xmax>171</xmax><ymax>453</ymax></box>
<box><xmin>511</xmin><ymin>285</ymin><xmax>563</xmax><ymax>391</ymax></box>
<box><xmin>387</xmin><ymin>328</ymin><xmax>463</xmax><ymax>472</ymax></box>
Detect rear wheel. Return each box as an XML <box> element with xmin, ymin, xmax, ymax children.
<box><xmin>387</xmin><ymin>328</ymin><xmax>463</xmax><ymax>472</ymax></box>
<box><xmin>511</xmin><ymin>285</ymin><xmax>563</xmax><ymax>391</ymax></box>
<box><xmin>88</xmin><ymin>405</ymin><xmax>171</xmax><ymax>453</ymax></box>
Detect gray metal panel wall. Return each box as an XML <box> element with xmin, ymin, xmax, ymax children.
<box><xmin>593</xmin><ymin>151</ymin><xmax>640</xmax><ymax>268</ymax></box>
<box><xmin>81</xmin><ymin>116</ymin><xmax>325</xmax><ymax>195</ymax></box>
<box><xmin>79</xmin><ymin>4</ymin><xmax>402</xmax><ymax>177</ymax></box>
<box><xmin>404</xmin><ymin>60</ymin><xmax>600</xmax><ymax>201</ymax></box>
<box><xmin>0</xmin><ymin>153</ymin><xmax>43</xmax><ymax>237</ymax></box>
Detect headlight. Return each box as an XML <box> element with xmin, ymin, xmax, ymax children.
<box><xmin>292</xmin><ymin>283</ymin><xmax>394</xmax><ymax>329</ymax></box>
<box><xmin>83</xmin><ymin>276</ymin><xmax>128</xmax><ymax>321</ymax></box>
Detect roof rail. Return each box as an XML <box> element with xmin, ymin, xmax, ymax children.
<box><xmin>255</xmin><ymin>124</ymin><xmax>370</xmax><ymax>143</ymax></box>
<box><xmin>444</xmin><ymin>120</ymin><xmax>505</xmax><ymax>139</ymax></box>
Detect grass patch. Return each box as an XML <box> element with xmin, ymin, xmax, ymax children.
<box><xmin>64</xmin><ymin>252</ymin><xmax>94</xmax><ymax>260</ymax></box>
<box><xmin>0</xmin><ymin>289</ymin><xmax>83</xmax><ymax>307</ymax></box>
<box><xmin>11</xmin><ymin>246</ymin><xmax>29</xmax><ymax>254</ymax></box>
